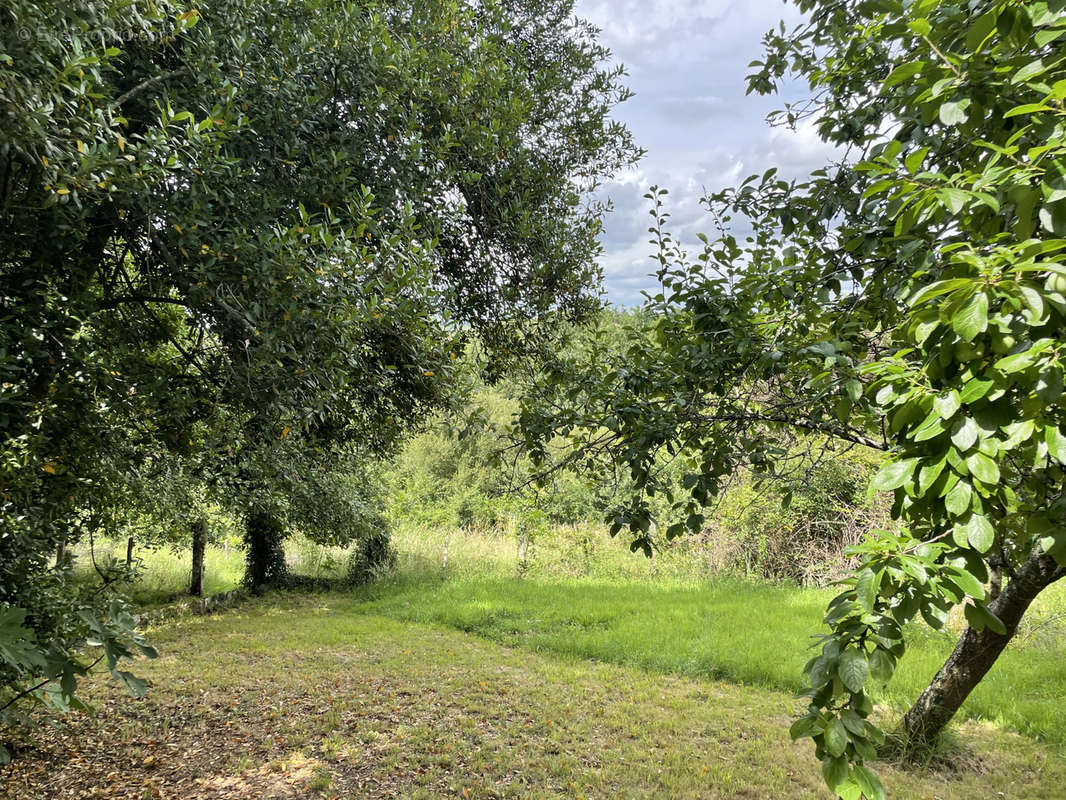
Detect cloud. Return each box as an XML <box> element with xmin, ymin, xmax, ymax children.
<box><xmin>575</xmin><ymin>0</ymin><xmax>839</xmax><ymax>306</ymax></box>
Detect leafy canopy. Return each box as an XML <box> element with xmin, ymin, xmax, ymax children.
<box><xmin>0</xmin><ymin>0</ymin><xmax>637</xmax><ymax>749</ymax></box>
<box><xmin>516</xmin><ymin>1</ymin><xmax>1066</xmax><ymax>796</ymax></box>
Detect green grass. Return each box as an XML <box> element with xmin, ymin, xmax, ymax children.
<box><xmin>73</xmin><ymin>535</ymin><xmax>347</xmax><ymax>606</ymax></box>
<box><xmin>8</xmin><ymin>594</ymin><xmax>1066</xmax><ymax>799</ymax></box>
<box><xmin>94</xmin><ymin>524</ymin><xmax>1066</xmax><ymax>749</ymax></box>
<box><xmin>355</xmin><ymin>571</ymin><xmax>1066</xmax><ymax>749</ymax></box>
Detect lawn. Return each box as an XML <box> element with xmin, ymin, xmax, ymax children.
<box><xmin>356</xmin><ymin>571</ymin><xmax>1066</xmax><ymax>748</ymax></box>
<box><xmin>70</xmin><ymin>526</ymin><xmax>1066</xmax><ymax>749</ymax></box>
<box><xmin>4</xmin><ymin>593</ymin><xmax>1065</xmax><ymax>800</ymax></box>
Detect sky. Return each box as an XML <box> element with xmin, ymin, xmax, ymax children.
<box><xmin>574</xmin><ymin>0</ymin><xmax>840</xmax><ymax>306</ymax></box>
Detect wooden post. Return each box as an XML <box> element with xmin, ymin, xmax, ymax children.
<box><xmin>517</xmin><ymin>529</ymin><xmax>529</xmax><ymax>577</ymax></box>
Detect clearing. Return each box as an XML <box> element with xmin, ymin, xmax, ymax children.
<box><xmin>3</xmin><ymin>589</ymin><xmax>1065</xmax><ymax>800</ymax></box>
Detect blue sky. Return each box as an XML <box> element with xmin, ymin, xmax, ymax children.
<box><xmin>574</xmin><ymin>0</ymin><xmax>839</xmax><ymax>306</ymax></box>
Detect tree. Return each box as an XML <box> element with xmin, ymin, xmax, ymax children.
<box><xmin>0</xmin><ymin>0</ymin><xmax>637</xmax><ymax>754</ymax></box>
<box><xmin>516</xmin><ymin>1</ymin><xmax>1066</xmax><ymax>797</ymax></box>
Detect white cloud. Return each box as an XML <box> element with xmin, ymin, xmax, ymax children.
<box><xmin>574</xmin><ymin>0</ymin><xmax>841</xmax><ymax>306</ymax></box>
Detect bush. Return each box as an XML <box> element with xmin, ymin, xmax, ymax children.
<box><xmin>704</xmin><ymin>449</ymin><xmax>887</xmax><ymax>585</ymax></box>
<box><xmin>346</xmin><ymin>523</ymin><xmax>397</xmax><ymax>586</ymax></box>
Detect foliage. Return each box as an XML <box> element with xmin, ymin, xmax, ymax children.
<box><xmin>242</xmin><ymin>513</ymin><xmax>288</xmax><ymax>592</ymax></box>
<box><xmin>704</xmin><ymin>452</ymin><xmax>885</xmax><ymax>584</ymax></box>
<box><xmin>515</xmin><ymin>0</ymin><xmax>1066</xmax><ymax>796</ymax></box>
<box><xmin>345</xmin><ymin>525</ymin><xmax>397</xmax><ymax>586</ymax></box>
<box><xmin>391</xmin><ymin>308</ymin><xmax>882</xmax><ymax>582</ymax></box>
<box><xmin>388</xmin><ymin>386</ymin><xmax>607</xmax><ymax>529</ymax></box>
<box><xmin>0</xmin><ymin>0</ymin><xmax>636</xmax><ymax>736</ymax></box>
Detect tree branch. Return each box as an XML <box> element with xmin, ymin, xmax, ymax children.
<box><xmin>109</xmin><ymin>69</ymin><xmax>187</xmax><ymax>110</ymax></box>
<box><xmin>96</xmin><ymin>295</ymin><xmax>193</xmax><ymax>311</ymax></box>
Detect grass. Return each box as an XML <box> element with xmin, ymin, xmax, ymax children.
<box><xmin>5</xmin><ymin>594</ymin><xmax>1066</xmax><ymax>799</ymax></box>
<box><xmin>78</xmin><ymin>523</ymin><xmax>1066</xmax><ymax>751</ymax></box>
<box><xmin>73</xmin><ymin>535</ymin><xmax>347</xmax><ymax>607</ymax></box>
<box><xmin>353</xmin><ymin>570</ymin><xmax>1066</xmax><ymax>749</ymax></box>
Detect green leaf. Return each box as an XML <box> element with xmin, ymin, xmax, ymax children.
<box><xmin>934</xmin><ymin>390</ymin><xmax>961</xmax><ymax>419</ymax></box>
<box><xmin>939</xmin><ymin>99</ymin><xmax>971</xmax><ymax>126</ymax></box>
<box><xmin>912</xmin><ymin>409</ymin><xmax>947</xmax><ymax>442</ymax></box>
<box><xmin>790</xmin><ymin>714</ymin><xmax>822</xmax><ymax>740</ymax></box>
<box><xmin>884</xmin><ymin>61</ymin><xmax>926</xmax><ymax>87</ymax></box>
<box><xmin>1047</xmin><ymin>426</ymin><xmax>1066</xmax><ymax>464</ymax></box>
<box><xmin>951</xmin><ymin>418</ymin><xmax>979</xmax><ymax>451</ymax></box>
<box><xmin>957</xmin><ymin>512</ymin><xmax>996</xmax><ymax>552</ymax></box>
<box><xmin>0</xmin><ymin>605</ymin><xmax>46</xmax><ymax>670</ymax></box>
<box><xmin>940</xmin><ymin>188</ymin><xmax>970</xmax><ymax>213</ymax></box>
<box><xmin>868</xmin><ymin>648</ymin><xmax>895</xmax><ymax>683</ymax></box>
<box><xmin>1005</xmin><ymin>102</ymin><xmax>1053</xmax><ymax>119</ymax></box>
<box><xmin>824</xmin><ymin>716</ymin><xmax>848</xmax><ymax>757</ymax></box>
<box><xmin>837</xmin><ymin>649</ymin><xmax>869</xmax><ymax>693</ymax></box>
<box><xmin>945</xmin><ymin>479</ymin><xmax>972</xmax><ymax>516</ymax></box>
<box><xmin>959</xmin><ymin>378</ymin><xmax>994</xmax><ymax>404</ymax></box>
<box><xmin>113</xmin><ymin>669</ymin><xmax>148</xmax><ymax>697</ymax></box>
<box><xmin>840</xmin><ymin>710</ymin><xmax>867</xmax><ymax>736</ymax></box>
<box><xmin>855</xmin><ymin>569</ymin><xmax>880</xmax><ymax>612</ymax></box>
<box><xmin>871</xmin><ymin>457</ymin><xmax>920</xmax><ymax>491</ymax></box>
<box><xmin>921</xmin><ymin>601</ymin><xmax>949</xmax><ymax>629</ymax></box>
<box><xmin>1013</xmin><ymin>58</ymin><xmax>1047</xmax><ymax>84</ymax></box>
<box><xmin>918</xmin><ymin>456</ymin><xmax>947</xmax><ymax>494</ymax></box>
<box><xmin>1040</xmin><ymin>201</ymin><xmax>1066</xmax><ymax>235</ymax></box>
<box><xmin>907</xmin><ymin>278</ymin><xmax>971</xmax><ymax>307</ymax></box>
<box><xmin>966</xmin><ymin>451</ymin><xmax>1000</xmax><ymax>484</ymax></box>
<box><xmin>852</xmin><ymin>764</ymin><xmax>887</xmax><ymax>800</ymax></box>
<box><xmin>823</xmin><ymin>755</ymin><xmax>850</xmax><ymax>792</ymax></box>
<box><xmin>994</xmin><ymin>350</ymin><xmax>1036</xmax><ymax>374</ymax></box>
<box><xmin>905</xmin><ymin>148</ymin><xmax>928</xmax><ymax>174</ymax></box>
<box><xmin>1001</xmin><ymin>420</ymin><xmax>1035</xmax><ymax>451</ymax></box>
<box><xmin>1039</xmin><ymin>529</ymin><xmax>1066</xmax><ymax>565</ymax></box>
<box><xmin>810</xmin><ymin>654</ymin><xmax>835</xmax><ymax>688</ymax></box>
<box><xmin>953</xmin><ymin>292</ymin><xmax>988</xmax><ymax>341</ymax></box>
<box><xmin>908</xmin><ymin>18</ymin><xmax>932</xmax><ymax>36</ymax></box>
<box><xmin>1018</xmin><ymin>285</ymin><xmax>1045</xmax><ymax>322</ymax></box>
<box><xmin>965</xmin><ymin>11</ymin><xmax>997</xmax><ymax>50</ymax></box>
<box><xmin>965</xmin><ymin>602</ymin><xmax>1007</xmax><ymax>635</ymax></box>
<box><xmin>947</xmin><ymin>566</ymin><xmax>986</xmax><ymax>600</ymax></box>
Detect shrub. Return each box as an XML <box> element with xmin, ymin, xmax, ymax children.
<box><xmin>346</xmin><ymin>523</ymin><xmax>397</xmax><ymax>586</ymax></box>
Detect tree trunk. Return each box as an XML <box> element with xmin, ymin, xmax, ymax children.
<box><xmin>902</xmin><ymin>546</ymin><xmax>1065</xmax><ymax>745</ymax></box>
<box><xmin>54</xmin><ymin>539</ymin><xmax>66</xmax><ymax>567</ymax></box>
<box><xmin>243</xmin><ymin>512</ymin><xmax>286</xmax><ymax>592</ymax></box>
<box><xmin>190</xmin><ymin>518</ymin><xmax>207</xmax><ymax>597</ymax></box>
<box><xmin>126</xmin><ymin>535</ymin><xmax>135</xmax><ymax>567</ymax></box>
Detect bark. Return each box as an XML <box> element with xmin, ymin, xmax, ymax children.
<box><xmin>190</xmin><ymin>518</ymin><xmax>207</xmax><ymax>597</ymax></box>
<box><xmin>126</xmin><ymin>536</ymin><xmax>135</xmax><ymax>567</ymax></box>
<box><xmin>902</xmin><ymin>546</ymin><xmax>1065</xmax><ymax>745</ymax></box>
